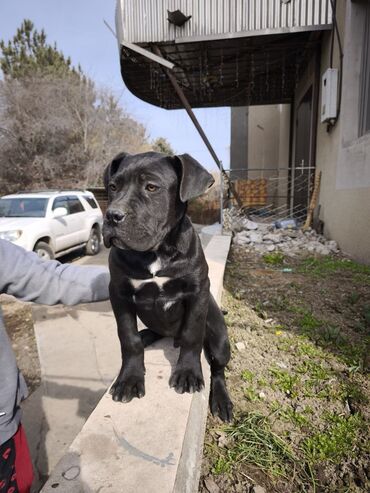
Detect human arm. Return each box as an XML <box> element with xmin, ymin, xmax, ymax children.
<box><xmin>0</xmin><ymin>239</ymin><xmax>109</xmax><ymax>305</ymax></box>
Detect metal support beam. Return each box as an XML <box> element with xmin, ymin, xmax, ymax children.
<box><xmin>153</xmin><ymin>45</ymin><xmax>243</xmax><ymax>208</ymax></box>
<box><xmin>104</xmin><ymin>20</ymin><xmax>175</xmax><ymax>70</ymax></box>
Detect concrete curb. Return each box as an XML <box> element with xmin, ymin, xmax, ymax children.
<box><xmin>40</xmin><ymin>233</ymin><xmax>231</xmax><ymax>493</ymax></box>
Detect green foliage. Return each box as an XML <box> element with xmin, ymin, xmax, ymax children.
<box><xmin>0</xmin><ymin>19</ymin><xmax>80</xmax><ymax>78</ymax></box>
<box><xmin>223</xmin><ymin>412</ymin><xmax>300</xmax><ymax>479</ymax></box>
<box><xmin>151</xmin><ymin>137</ymin><xmax>175</xmax><ymax>155</ymax></box>
<box><xmin>269</xmin><ymin>368</ymin><xmax>300</xmax><ymax>398</ymax></box>
<box><xmin>303</xmin><ymin>413</ymin><xmax>364</xmax><ymax>464</ymax></box>
<box><xmin>211</xmin><ymin>456</ymin><xmax>232</xmax><ymax>475</ymax></box>
<box><xmin>262</xmin><ymin>251</ymin><xmax>285</xmax><ymax>266</ymax></box>
<box><xmin>298</xmin><ymin>256</ymin><xmax>370</xmax><ymax>282</ymax></box>
<box><xmin>241</xmin><ymin>369</ymin><xmax>254</xmax><ymax>383</ymax></box>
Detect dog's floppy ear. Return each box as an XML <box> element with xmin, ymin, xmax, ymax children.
<box><xmin>175</xmin><ymin>153</ymin><xmax>215</xmax><ymax>202</ymax></box>
<box><xmin>103</xmin><ymin>152</ymin><xmax>128</xmax><ymax>190</ymax></box>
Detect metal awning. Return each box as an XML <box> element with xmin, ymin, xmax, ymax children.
<box><xmin>115</xmin><ymin>0</ymin><xmax>332</xmax><ymax>108</ymax></box>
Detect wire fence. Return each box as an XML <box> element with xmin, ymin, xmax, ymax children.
<box><xmin>223</xmin><ymin>166</ymin><xmax>316</xmax><ymax>223</ymax></box>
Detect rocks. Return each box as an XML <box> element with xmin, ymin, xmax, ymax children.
<box><xmin>235</xmin><ymin>341</ymin><xmax>246</xmax><ymax>351</ymax></box>
<box><xmin>225</xmin><ymin>208</ymin><xmax>341</xmax><ymax>257</ymax></box>
<box><xmin>253</xmin><ymin>486</ymin><xmax>266</xmax><ymax>493</ymax></box>
<box><xmin>249</xmin><ymin>232</ymin><xmax>263</xmax><ymax>243</ymax></box>
<box><xmin>204</xmin><ymin>478</ymin><xmax>221</xmax><ymax>493</ymax></box>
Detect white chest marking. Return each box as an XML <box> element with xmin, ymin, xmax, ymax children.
<box><xmin>163</xmin><ymin>300</ymin><xmax>176</xmax><ymax>310</ymax></box>
<box><xmin>149</xmin><ymin>258</ymin><xmax>161</xmax><ymax>276</ymax></box>
<box><xmin>130</xmin><ymin>276</ymin><xmax>171</xmax><ymax>290</ymax></box>
<box><xmin>130</xmin><ymin>257</ymin><xmax>170</xmax><ymax>290</ymax></box>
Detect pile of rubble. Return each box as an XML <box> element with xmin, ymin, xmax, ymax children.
<box><xmin>223</xmin><ymin>208</ymin><xmax>339</xmax><ymax>256</ymax></box>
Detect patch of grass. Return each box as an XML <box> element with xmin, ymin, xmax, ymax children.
<box><xmin>224</xmin><ymin>412</ymin><xmax>299</xmax><ymax>479</ymax></box>
<box><xmin>270</xmin><ymin>403</ymin><xmax>310</xmax><ymax>428</ymax></box>
<box><xmin>244</xmin><ymin>386</ymin><xmax>259</xmax><ymax>402</ymax></box>
<box><xmin>298</xmin><ymin>256</ymin><xmax>370</xmax><ymax>284</ymax></box>
<box><xmin>296</xmin><ymin>359</ymin><xmax>332</xmax><ymax>381</ymax></box>
<box><xmin>297</xmin><ymin>311</ymin><xmax>323</xmax><ymax>332</ymax></box>
<box><xmin>263</xmin><ymin>251</ymin><xmax>285</xmax><ymax>266</ymax></box>
<box><xmin>211</xmin><ymin>455</ymin><xmax>232</xmax><ymax>475</ymax></box>
<box><xmin>294</xmin><ymin>338</ymin><xmax>328</xmax><ymax>359</ymax></box>
<box><xmin>298</xmin><ymin>256</ymin><xmax>370</xmax><ymax>275</ymax></box>
<box><xmin>241</xmin><ymin>369</ymin><xmax>254</xmax><ymax>383</ymax></box>
<box><xmin>269</xmin><ymin>367</ymin><xmax>300</xmax><ymax>398</ymax></box>
<box><xmin>338</xmin><ymin>381</ymin><xmax>369</xmax><ymax>405</ymax></box>
<box><xmin>302</xmin><ymin>413</ymin><xmax>364</xmax><ymax>464</ymax></box>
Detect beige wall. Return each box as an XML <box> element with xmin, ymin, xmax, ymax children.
<box><xmin>294</xmin><ymin>0</ymin><xmax>370</xmax><ymax>264</ymax></box>
<box><xmin>318</xmin><ymin>0</ymin><xmax>370</xmax><ymax>264</ymax></box>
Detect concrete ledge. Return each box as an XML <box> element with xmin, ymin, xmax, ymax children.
<box><xmin>41</xmin><ymin>233</ymin><xmax>231</xmax><ymax>493</ymax></box>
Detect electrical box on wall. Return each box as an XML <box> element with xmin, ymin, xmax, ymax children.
<box><xmin>321</xmin><ymin>68</ymin><xmax>338</xmax><ymax>123</ymax></box>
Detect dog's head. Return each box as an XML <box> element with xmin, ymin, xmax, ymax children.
<box><xmin>102</xmin><ymin>151</ymin><xmax>214</xmax><ymax>251</ymax></box>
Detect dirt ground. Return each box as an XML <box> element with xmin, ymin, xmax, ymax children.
<box><xmin>200</xmin><ymin>247</ymin><xmax>370</xmax><ymax>493</ymax></box>
<box><xmin>1</xmin><ymin>295</ymin><xmax>41</xmax><ymax>394</ymax></box>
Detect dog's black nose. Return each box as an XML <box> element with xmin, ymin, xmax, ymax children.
<box><xmin>106</xmin><ymin>209</ymin><xmax>125</xmax><ymax>225</ymax></box>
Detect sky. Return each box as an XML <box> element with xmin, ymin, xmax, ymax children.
<box><xmin>0</xmin><ymin>0</ymin><xmax>230</xmax><ymax>173</ymax></box>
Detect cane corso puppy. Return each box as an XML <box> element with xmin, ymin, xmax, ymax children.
<box><xmin>102</xmin><ymin>151</ymin><xmax>233</xmax><ymax>421</ymax></box>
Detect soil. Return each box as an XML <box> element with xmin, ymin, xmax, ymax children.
<box><xmin>1</xmin><ymin>295</ymin><xmax>41</xmax><ymax>394</ymax></box>
<box><xmin>200</xmin><ymin>247</ymin><xmax>370</xmax><ymax>493</ymax></box>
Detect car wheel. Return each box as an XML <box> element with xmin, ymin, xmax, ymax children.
<box><xmin>85</xmin><ymin>227</ymin><xmax>101</xmax><ymax>255</ymax></box>
<box><xmin>34</xmin><ymin>241</ymin><xmax>54</xmax><ymax>261</ymax></box>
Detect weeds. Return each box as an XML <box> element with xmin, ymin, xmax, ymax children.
<box><xmin>302</xmin><ymin>413</ymin><xmax>364</xmax><ymax>464</ymax></box>
<box><xmin>224</xmin><ymin>412</ymin><xmax>298</xmax><ymax>479</ymax></box>
<box><xmin>269</xmin><ymin>367</ymin><xmax>300</xmax><ymax>398</ymax></box>
<box><xmin>298</xmin><ymin>256</ymin><xmax>370</xmax><ymax>277</ymax></box>
<box><xmin>263</xmin><ymin>252</ymin><xmax>285</xmax><ymax>266</ymax></box>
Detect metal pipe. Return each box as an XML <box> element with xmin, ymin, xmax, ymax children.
<box><xmin>152</xmin><ymin>45</ymin><xmax>243</xmax><ymax>208</ymax></box>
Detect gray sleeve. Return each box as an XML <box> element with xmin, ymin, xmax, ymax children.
<box><xmin>0</xmin><ymin>239</ymin><xmax>110</xmax><ymax>305</ymax></box>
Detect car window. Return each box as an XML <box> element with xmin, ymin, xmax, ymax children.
<box><xmin>83</xmin><ymin>195</ymin><xmax>99</xmax><ymax>209</ymax></box>
<box><xmin>0</xmin><ymin>198</ymin><xmax>48</xmax><ymax>217</ymax></box>
<box><xmin>68</xmin><ymin>196</ymin><xmax>85</xmax><ymax>214</ymax></box>
<box><xmin>52</xmin><ymin>197</ymin><xmax>69</xmax><ymax>213</ymax></box>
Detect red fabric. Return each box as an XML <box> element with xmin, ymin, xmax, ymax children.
<box><xmin>13</xmin><ymin>426</ymin><xmax>33</xmax><ymax>493</ymax></box>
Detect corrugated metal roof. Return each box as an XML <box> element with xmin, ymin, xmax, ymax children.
<box><xmin>115</xmin><ymin>1</ymin><xmax>330</xmax><ymax>109</ymax></box>
<box><xmin>116</xmin><ymin>0</ymin><xmax>332</xmax><ymax>44</ymax></box>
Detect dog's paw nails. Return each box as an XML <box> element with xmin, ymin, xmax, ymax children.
<box><xmin>110</xmin><ymin>376</ymin><xmax>145</xmax><ymax>403</ymax></box>
<box><xmin>169</xmin><ymin>369</ymin><xmax>204</xmax><ymax>394</ymax></box>
<box><xmin>210</xmin><ymin>391</ymin><xmax>234</xmax><ymax>422</ymax></box>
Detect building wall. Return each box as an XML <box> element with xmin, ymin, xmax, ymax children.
<box><xmin>230</xmin><ymin>105</ymin><xmax>290</xmax><ymax>206</ymax></box>
<box><xmin>308</xmin><ymin>0</ymin><xmax>370</xmax><ymax>263</ymax></box>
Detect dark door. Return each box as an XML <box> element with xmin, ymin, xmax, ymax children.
<box><xmin>293</xmin><ymin>86</ymin><xmax>313</xmax><ymax>216</ymax></box>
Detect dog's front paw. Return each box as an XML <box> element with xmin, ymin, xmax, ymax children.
<box><xmin>110</xmin><ymin>373</ymin><xmax>145</xmax><ymax>403</ymax></box>
<box><xmin>169</xmin><ymin>367</ymin><xmax>204</xmax><ymax>394</ymax></box>
<box><xmin>210</xmin><ymin>380</ymin><xmax>233</xmax><ymax>422</ymax></box>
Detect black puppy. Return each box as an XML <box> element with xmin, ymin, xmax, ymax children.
<box><xmin>102</xmin><ymin>151</ymin><xmax>233</xmax><ymax>421</ymax></box>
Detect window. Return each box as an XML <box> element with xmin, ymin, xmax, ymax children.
<box><xmin>68</xmin><ymin>196</ymin><xmax>85</xmax><ymax>214</ymax></box>
<box><xmin>0</xmin><ymin>198</ymin><xmax>48</xmax><ymax>217</ymax></box>
<box><xmin>359</xmin><ymin>3</ymin><xmax>370</xmax><ymax>136</ymax></box>
<box><xmin>83</xmin><ymin>195</ymin><xmax>98</xmax><ymax>209</ymax></box>
<box><xmin>52</xmin><ymin>197</ymin><xmax>69</xmax><ymax>213</ymax></box>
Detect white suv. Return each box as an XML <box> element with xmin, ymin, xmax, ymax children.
<box><xmin>0</xmin><ymin>190</ymin><xmax>104</xmax><ymax>260</ymax></box>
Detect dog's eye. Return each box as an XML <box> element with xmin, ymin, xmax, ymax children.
<box><xmin>109</xmin><ymin>183</ymin><xmax>117</xmax><ymax>192</ymax></box>
<box><xmin>145</xmin><ymin>184</ymin><xmax>158</xmax><ymax>192</ymax></box>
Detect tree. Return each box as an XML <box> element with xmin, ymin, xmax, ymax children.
<box><xmin>0</xmin><ymin>19</ymin><xmax>79</xmax><ymax>79</ymax></box>
<box><xmin>151</xmin><ymin>137</ymin><xmax>175</xmax><ymax>155</ymax></box>
<box><xmin>0</xmin><ymin>20</ymin><xmax>151</xmax><ymax>192</ymax></box>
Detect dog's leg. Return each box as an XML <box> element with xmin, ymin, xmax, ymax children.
<box><xmin>169</xmin><ymin>284</ymin><xmax>209</xmax><ymax>394</ymax></box>
<box><xmin>109</xmin><ymin>286</ymin><xmax>145</xmax><ymax>403</ymax></box>
<box><xmin>139</xmin><ymin>328</ymin><xmax>163</xmax><ymax>348</ymax></box>
<box><xmin>204</xmin><ymin>295</ymin><xmax>233</xmax><ymax>422</ymax></box>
